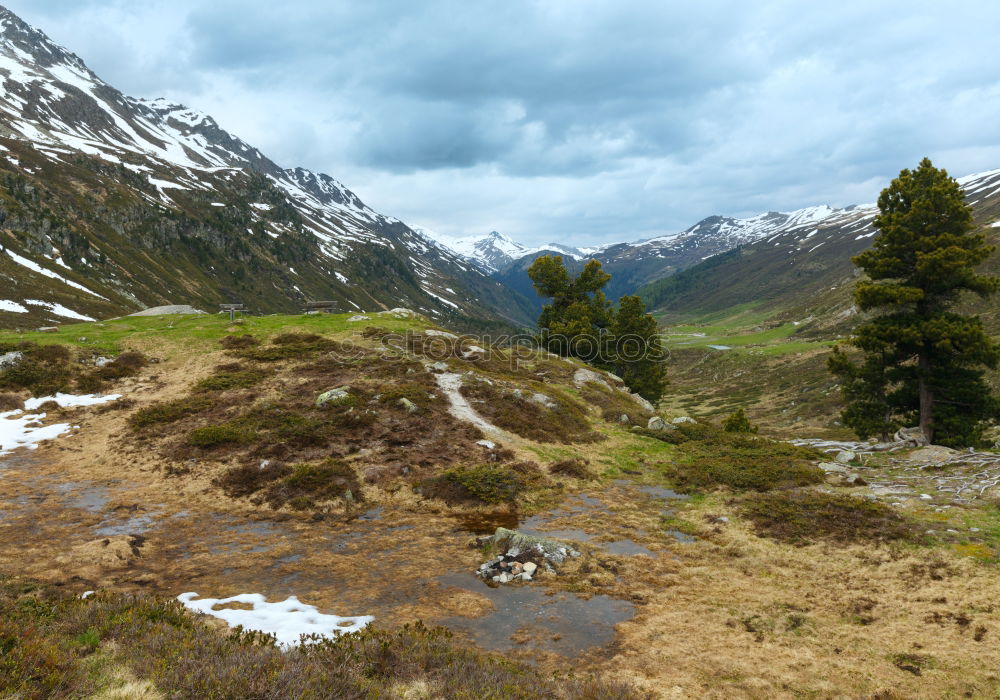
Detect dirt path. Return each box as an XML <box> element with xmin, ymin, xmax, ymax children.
<box><xmin>434</xmin><ymin>372</ymin><xmax>508</xmax><ymax>438</ymax></box>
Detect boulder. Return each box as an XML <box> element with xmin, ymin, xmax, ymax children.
<box><xmin>629</xmin><ymin>393</ymin><xmax>656</xmax><ymax>412</ymax></box>
<box><xmin>573</xmin><ymin>367</ymin><xmax>611</xmax><ymax>390</ymax></box>
<box><xmin>0</xmin><ymin>351</ymin><xmax>23</xmax><ymax>369</ymax></box>
<box><xmin>316</xmin><ymin>387</ymin><xmax>353</xmax><ymax>407</ymax></box>
<box><xmin>618</xmin><ymin>414</ymin><xmax>631</xmax><ymax>425</ymax></box>
<box><xmin>425</xmin><ymin>329</ymin><xmax>459</xmax><ymax>340</ymax></box>
<box><xmin>906</xmin><ymin>445</ymin><xmax>959</xmax><ymax>464</ymax></box>
<box><xmin>834</xmin><ymin>450</ymin><xmax>856</xmax><ymax>464</ymax></box>
<box><xmin>818</xmin><ymin>462</ymin><xmax>849</xmax><ymax>474</ymax></box>
<box><xmin>426</xmin><ymin>361</ymin><xmax>449</xmax><ymax>373</ymax></box>
<box><xmin>529</xmin><ymin>392</ymin><xmax>557</xmax><ymax>409</ymax></box>
<box><xmin>397</xmin><ymin>397</ymin><xmax>419</xmax><ymax>414</ymax></box>
<box><xmin>671</xmin><ymin>416</ymin><xmax>696</xmax><ymax>425</ymax></box>
<box><xmin>894</xmin><ymin>427</ymin><xmax>929</xmax><ymax>446</ymax></box>
<box><xmin>127</xmin><ymin>305</ymin><xmax>206</xmax><ymax>316</ymax></box>
<box><xmin>347</xmin><ymin>315</ymin><xmax>370</xmax><ymax>322</ymax></box>
<box><xmin>648</xmin><ymin>416</ymin><xmax>668</xmax><ymax>431</ymax></box>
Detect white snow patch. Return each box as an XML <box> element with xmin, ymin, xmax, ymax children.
<box><xmin>176</xmin><ymin>592</ymin><xmax>372</xmax><ymax>648</ymax></box>
<box><xmin>5</xmin><ymin>250</ymin><xmax>105</xmax><ymax>299</ymax></box>
<box><xmin>0</xmin><ymin>410</ymin><xmax>74</xmax><ymax>455</ymax></box>
<box><xmin>24</xmin><ymin>393</ymin><xmax>120</xmax><ymax>410</ymax></box>
<box><xmin>0</xmin><ymin>300</ymin><xmax>28</xmax><ymax>314</ymax></box>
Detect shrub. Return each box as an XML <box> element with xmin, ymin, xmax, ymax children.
<box><xmin>660</xmin><ymin>438</ymin><xmax>824</xmax><ymax>492</ymax></box>
<box><xmin>193</xmin><ymin>369</ymin><xmax>267</xmax><ymax>393</ymax></box>
<box><xmin>426</xmin><ymin>464</ymin><xmax>531</xmax><ymax>504</ymax></box>
<box><xmin>129</xmin><ymin>396</ymin><xmax>214</xmax><ymax>428</ymax></box>
<box><xmin>220</xmin><ymin>334</ymin><xmax>260</xmax><ymax>349</ymax></box>
<box><xmin>549</xmin><ymin>458</ymin><xmax>594</xmax><ymax>479</ymax></box>
<box><xmin>264</xmin><ymin>459</ymin><xmax>361</xmax><ymax>509</ymax></box>
<box><xmin>722</xmin><ymin>407</ymin><xmax>758</xmax><ymax>434</ymax></box>
<box><xmin>74</xmin><ymin>372</ymin><xmax>106</xmax><ymax>394</ymax></box>
<box><xmin>96</xmin><ymin>351</ymin><xmax>147</xmax><ymax>380</ymax></box>
<box><xmin>738</xmin><ymin>491</ymin><xmax>922</xmax><ymax>544</ymax></box>
<box><xmin>579</xmin><ymin>381</ymin><xmax>652</xmax><ymax>425</ymax></box>
<box><xmin>0</xmin><ymin>360</ymin><xmax>73</xmax><ymax>396</ymax></box>
<box><xmin>188</xmin><ymin>424</ymin><xmax>254</xmax><ymax>448</ymax></box>
<box><xmin>215</xmin><ymin>461</ymin><xmax>293</xmax><ymax>498</ymax></box>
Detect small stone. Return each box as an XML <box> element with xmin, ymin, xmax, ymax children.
<box><xmin>397</xmin><ymin>397</ymin><xmax>419</xmax><ymax>413</ymax></box>
<box><xmin>919</xmin><ymin>494</ymin><xmax>933</xmax><ymax>500</ymax></box>
<box><xmin>511</xmin><ymin>562</ymin><xmax>523</xmax><ymax>574</ymax></box>
<box><xmin>477</xmin><ymin>439</ymin><xmax>496</xmax><ymax>449</ymax></box>
<box><xmin>970</xmin><ymin>527</ymin><xmax>981</xmax><ymax>532</ymax></box>
<box><xmin>647</xmin><ymin>416</ymin><xmax>668</xmax><ymax>431</ymax></box>
<box><xmin>834</xmin><ymin>450</ymin><xmax>856</xmax><ymax>464</ymax></box>
<box><xmin>671</xmin><ymin>416</ymin><xmax>696</xmax><ymax>425</ymax></box>
<box><xmin>522</xmin><ymin>562</ymin><xmax>537</xmax><ymax>575</ymax></box>
<box><xmin>492</xmin><ymin>575</ymin><xmax>500</xmax><ymax>582</ymax></box>
<box><xmin>618</xmin><ymin>414</ymin><xmax>630</xmax><ymax>424</ymax></box>
<box><xmin>717</xmin><ymin>516</ymin><xmax>729</xmax><ymax>523</ymax></box>
<box><xmin>498</xmin><ymin>573</ymin><xmax>511</xmax><ymax>583</ymax></box>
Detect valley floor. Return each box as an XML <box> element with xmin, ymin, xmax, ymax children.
<box><xmin>2</xmin><ymin>312</ymin><xmax>1000</xmax><ymax>698</ymax></box>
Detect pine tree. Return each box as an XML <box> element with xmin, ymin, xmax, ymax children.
<box><xmin>529</xmin><ymin>256</ymin><xmax>613</xmax><ymax>363</ymax></box>
<box><xmin>528</xmin><ymin>256</ymin><xmax>666</xmax><ymax>402</ymax></box>
<box><xmin>610</xmin><ymin>295</ymin><xmax>667</xmax><ymax>402</ymax></box>
<box><xmin>830</xmin><ymin>158</ymin><xmax>1000</xmax><ymax>446</ymax></box>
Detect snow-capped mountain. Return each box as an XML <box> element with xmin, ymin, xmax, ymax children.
<box><xmin>417</xmin><ymin>227</ymin><xmax>612</xmax><ymax>274</ymax></box>
<box><xmin>0</xmin><ymin>6</ymin><xmax>535</xmax><ymax>327</ymax></box>
<box><xmin>638</xmin><ymin>167</ymin><xmax>1000</xmax><ymax>324</ymax></box>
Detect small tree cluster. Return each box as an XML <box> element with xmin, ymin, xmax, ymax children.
<box><xmin>830</xmin><ymin>158</ymin><xmax>1000</xmax><ymax>446</ymax></box>
<box><xmin>527</xmin><ymin>255</ymin><xmax>666</xmax><ymax>402</ymax></box>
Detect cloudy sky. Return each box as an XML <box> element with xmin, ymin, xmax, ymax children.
<box><xmin>6</xmin><ymin>1</ymin><xmax>1000</xmax><ymax>246</ymax></box>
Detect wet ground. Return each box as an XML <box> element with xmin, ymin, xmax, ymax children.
<box><xmin>0</xmin><ymin>450</ymin><xmax>694</xmax><ymax>660</ymax></box>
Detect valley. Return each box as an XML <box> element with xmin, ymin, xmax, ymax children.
<box><xmin>2</xmin><ymin>311</ymin><xmax>1000</xmax><ymax>697</ymax></box>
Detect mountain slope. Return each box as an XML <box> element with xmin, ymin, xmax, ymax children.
<box><xmin>638</xmin><ymin>168</ymin><xmax>1000</xmax><ymax>334</ymax></box>
<box><xmin>0</xmin><ymin>6</ymin><xmax>534</xmax><ymax>329</ymax></box>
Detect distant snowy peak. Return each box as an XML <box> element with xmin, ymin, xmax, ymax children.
<box><xmin>419</xmin><ymin>229</ymin><xmax>528</xmax><ymax>272</ymax></box>
<box><xmin>422</xmin><ymin>229</ymin><xmax>611</xmax><ymax>272</ymax></box>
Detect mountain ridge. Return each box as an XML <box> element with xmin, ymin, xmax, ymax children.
<box><xmin>0</xmin><ymin>5</ymin><xmax>536</xmax><ymax>329</ymax></box>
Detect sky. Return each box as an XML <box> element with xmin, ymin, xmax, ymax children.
<box><xmin>6</xmin><ymin>1</ymin><xmax>1000</xmax><ymax>247</ymax></box>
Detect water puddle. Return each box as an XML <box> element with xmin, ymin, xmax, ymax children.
<box><xmin>54</xmin><ymin>481</ymin><xmax>113</xmax><ymax>512</ymax></box>
<box><xmin>437</xmin><ymin>572</ymin><xmax>634</xmax><ymax>657</ymax></box>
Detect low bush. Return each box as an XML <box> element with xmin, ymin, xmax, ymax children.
<box><xmin>425</xmin><ymin>463</ymin><xmax>541</xmax><ymax>504</ymax></box>
<box><xmin>738</xmin><ymin>490</ymin><xmax>922</xmax><ymax>544</ymax></box>
<box><xmin>263</xmin><ymin>459</ymin><xmax>361</xmax><ymax>509</ymax></box>
<box><xmin>96</xmin><ymin>351</ymin><xmax>147</xmax><ymax>380</ymax></box>
<box><xmin>661</xmin><ymin>440</ymin><xmax>824</xmax><ymax>493</ymax></box>
<box><xmin>722</xmin><ymin>407</ymin><xmax>758</xmax><ymax>434</ymax></box>
<box><xmin>193</xmin><ymin>368</ymin><xmax>267</xmax><ymax>393</ymax></box>
<box><xmin>549</xmin><ymin>458</ymin><xmax>595</xmax><ymax>479</ymax></box>
<box><xmin>188</xmin><ymin>424</ymin><xmax>254</xmax><ymax>448</ymax></box>
<box><xmin>214</xmin><ymin>461</ymin><xmax>293</xmax><ymax>498</ymax></box>
<box><xmin>129</xmin><ymin>396</ymin><xmax>214</xmax><ymax>428</ymax></box>
<box><xmin>219</xmin><ymin>334</ymin><xmax>260</xmax><ymax>349</ymax></box>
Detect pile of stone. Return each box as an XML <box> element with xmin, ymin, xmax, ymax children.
<box><xmin>478</xmin><ymin>556</ymin><xmax>538</xmax><ymax>583</ymax></box>
<box><xmin>475</xmin><ymin>527</ymin><xmax>581</xmax><ymax>586</ymax></box>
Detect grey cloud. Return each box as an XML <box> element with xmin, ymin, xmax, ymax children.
<box><xmin>3</xmin><ymin>0</ymin><xmax>1000</xmax><ymax>246</ymax></box>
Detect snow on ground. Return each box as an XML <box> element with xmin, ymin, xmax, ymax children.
<box><xmin>23</xmin><ymin>393</ymin><xmax>120</xmax><ymax>410</ymax></box>
<box><xmin>177</xmin><ymin>592</ymin><xmax>373</xmax><ymax>648</ymax></box>
<box><xmin>1</xmin><ymin>393</ymin><xmax>120</xmax><ymax>455</ymax></box>
<box><xmin>5</xmin><ymin>250</ymin><xmax>106</xmax><ymax>299</ymax></box>
<box><xmin>0</xmin><ymin>410</ymin><xmax>73</xmax><ymax>455</ymax></box>
<box><xmin>0</xmin><ymin>300</ymin><xmax>28</xmax><ymax>313</ymax></box>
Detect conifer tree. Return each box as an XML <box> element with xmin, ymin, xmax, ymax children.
<box><xmin>528</xmin><ymin>256</ymin><xmax>666</xmax><ymax>402</ymax></box>
<box><xmin>830</xmin><ymin>158</ymin><xmax>1000</xmax><ymax>445</ymax></box>
<box><xmin>611</xmin><ymin>295</ymin><xmax>667</xmax><ymax>402</ymax></box>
